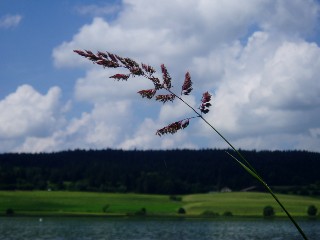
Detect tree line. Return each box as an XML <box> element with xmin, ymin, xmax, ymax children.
<box><xmin>0</xmin><ymin>149</ymin><xmax>319</xmax><ymax>195</ymax></box>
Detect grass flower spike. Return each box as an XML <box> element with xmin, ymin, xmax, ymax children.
<box><xmin>200</xmin><ymin>91</ymin><xmax>212</xmax><ymax>114</ymax></box>
<box><xmin>181</xmin><ymin>72</ymin><xmax>193</xmax><ymax>95</ymax></box>
<box><xmin>156</xmin><ymin>119</ymin><xmax>190</xmax><ymax>136</ymax></box>
<box><xmin>160</xmin><ymin>64</ymin><xmax>172</xmax><ymax>89</ymax></box>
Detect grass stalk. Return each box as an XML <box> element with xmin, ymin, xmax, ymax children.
<box><xmin>170</xmin><ymin>89</ymin><xmax>308</xmax><ymax>239</ymax></box>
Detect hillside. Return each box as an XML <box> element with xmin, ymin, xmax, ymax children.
<box><xmin>0</xmin><ymin>149</ymin><xmax>319</xmax><ymax>195</ymax></box>
<box><xmin>1</xmin><ymin>191</ymin><xmax>319</xmax><ymax>217</ymax></box>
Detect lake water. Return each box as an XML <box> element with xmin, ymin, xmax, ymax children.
<box><xmin>0</xmin><ymin>217</ymin><xmax>319</xmax><ymax>240</ymax></box>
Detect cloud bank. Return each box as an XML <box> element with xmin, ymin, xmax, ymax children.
<box><xmin>2</xmin><ymin>0</ymin><xmax>320</xmax><ymax>152</ymax></box>
<box><xmin>0</xmin><ymin>85</ymin><xmax>66</xmax><ymax>152</ymax></box>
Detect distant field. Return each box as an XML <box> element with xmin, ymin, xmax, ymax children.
<box><xmin>0</xmin><ymin>191</ymin><xmax>319</xmax><ymax>217</ymax></box>
<box><xmin>183</xmin><ymin>192</ymin><xmax>319</xmax><ymax>217</ymax></box>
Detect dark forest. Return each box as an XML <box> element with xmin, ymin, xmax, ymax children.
<box><xmin>0</xmin><ymin>149</ymin><xmax>319</xmax><ymax>195</ymax></box>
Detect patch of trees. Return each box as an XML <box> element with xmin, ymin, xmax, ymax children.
<box><xmin>0</xmin><ymin>149</ymin><xmax>319</xmax><ymax>194</ymax></box>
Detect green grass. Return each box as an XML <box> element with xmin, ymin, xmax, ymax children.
<box><xmin>0</xmin><ymin>191</ymin><xmax>181</xmax><ymax>216</ymax></box>
<box><xmin>183</xmin><ymin>192</ymin><xmax>320</xmax><ymax>217</ymax></box>
<box><xmin>0</xmin><ymin>191</ymin><xmax>319</xmax><ymax>217</ymax></box>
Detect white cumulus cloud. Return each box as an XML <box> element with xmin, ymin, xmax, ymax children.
<box><xmin>0</xmin><ymin>85</ymin><xmax>66</xmax><ymax>152</ymax></box>
<box><xmin>202</xmin><ymin>33</ymin><xmax>320</xmax><ymax>150</ymax></box>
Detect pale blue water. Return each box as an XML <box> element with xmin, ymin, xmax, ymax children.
<box><xmin>0</xmin><ymin>217</ymin><xmax>319</xmax><ymax>240</ymax></box>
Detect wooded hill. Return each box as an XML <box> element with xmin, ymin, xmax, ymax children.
<box><xmin>0</xmin><ymin>149</ymin><xmax>319</xmax><ymax>195</ymax></box>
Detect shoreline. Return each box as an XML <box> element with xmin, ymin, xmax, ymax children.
<box><xmin>1</xmin><ymin>213</ymin><xmax>318</xmax><ymax>221</ymax></box>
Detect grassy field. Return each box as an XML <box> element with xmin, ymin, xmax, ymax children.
<box><xmin>0</xmin><ymin>191</ymin><xmax>319</xmax><ymax>218</ymax></box>
<box><xmin>183</xmin><ymin>192</ymin><xmax>319</xmax><ymax>217</ymax></box>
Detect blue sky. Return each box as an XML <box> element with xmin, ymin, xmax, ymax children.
<box><xmin>1</xmin><ymin>0</ymin><xmax>320</xmax><ymax>153</ymax></box>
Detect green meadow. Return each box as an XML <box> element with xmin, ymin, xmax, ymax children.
<box><xmin>0</xmin><ymin>191</ymin><xmax>319</xmax><ymax>218</ymax></box>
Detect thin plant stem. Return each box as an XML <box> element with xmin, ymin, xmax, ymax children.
<box><xmin>168</xmin><ymin>89</ymin><xmax>308</xmax><ymax>240</ymax></box>
<box><xmin>226</xmin><ymin>152</ymin><xmax>308</xmax><ymax>240</ymax></box>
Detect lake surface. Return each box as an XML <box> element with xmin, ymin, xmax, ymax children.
<box><xmin>0</xmin><ymin>217</ymin><xmax>319</xmax><ymax>240</ymax></box>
